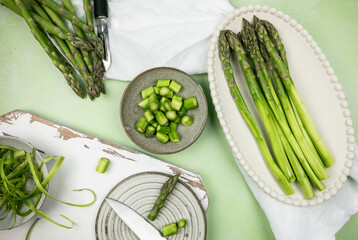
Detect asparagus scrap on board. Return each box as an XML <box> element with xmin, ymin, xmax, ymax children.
<box><xmin>219</xmin><ymin>16</ymin><xmax>335</xmax><ymax>199</ymax></box>
<box><xmin>0</xmin><ymin>0</ymin><xmax>106</xmax><ymax>100</ymax></box>
<box><xmin>148</xmin><ymin>173</ymin><xmax>181</xmax><ymax>221</ymax></box>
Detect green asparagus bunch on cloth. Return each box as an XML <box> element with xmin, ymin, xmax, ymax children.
<box><xmin>218</xmin><ymin>16</ymin><xmax>334</xmax><ymax>199</ymax></box>
<box><xmin>0</xmin><ymin>0</ymin><xmax>106</xmax><ymax>100</ymax></box>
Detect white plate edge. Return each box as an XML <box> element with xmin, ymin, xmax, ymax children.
<box><xmin>207</xmin><ymin>5</ymin><xmax>356</xmax><ymax>206</ymax></box>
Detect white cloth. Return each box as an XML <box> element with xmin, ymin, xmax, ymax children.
<box><xmin>236</xmin><ymin>145</ymin><xmax>358</xmax><ymax>240</ymax></box>
<box><xmin>72</xmin><ymin>0</ymin><xmax>234</xmax><ymax>80</ymax></box>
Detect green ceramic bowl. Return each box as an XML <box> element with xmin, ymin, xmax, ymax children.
<box><xmin>120</xmin><ymin>67</ymin><xmax>208</xmax><ymax>154</ymax></box>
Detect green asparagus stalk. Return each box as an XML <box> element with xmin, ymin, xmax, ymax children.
<box><xmin>83</xmin><ymin>0</ymin><xmax>94</xmax><ymax>31</ymax></box>
<box><xmin>8</xmin><ymin>0</ymin><xmax>84</xmax><ymax>98</ymax></box>
<box><xmin>242</xmin><ymin>19</ymin><xmax>328</xmax><ymax>181</ymax></box>
<box><xmin>148</xmin><ymin>174</ymin><xmax>180</xmax><ymax>221</ymax></box>
<box><xmin>3</xmin><ymin>0</ymin><xmax>92</xmax><ymax>51</ymax></box>
<box><xmin>38</xmin><ymin>0</ymin><xmax>104</xmax><ymax>59</ymax></box>
<box><xmin>275</xmin><ymin>117</ymin><xmax>316</xmax><ymax>198</ymax></box>
<box><xmin>23</xmin><ymin>0</ymin><xmax>78</xmax><ymax>70</ymax></box>
<box><xmin>254</xmin><ymin>16</ymin><xmax>334</xmax><ymax>168</ymax></box>
<box><xmin>259</xmin><ymin>41</ymin><xmax>325</xmax><ymax>191</ymax></box>
<box><xmin>228</xmin><ymin>30</ymin><xmax>295</xmax><ymax>182</ymax></box>
<box><xmin>220</xmin><ymin>30</ymin><xmax>294</xmax><ymax>195</ymax></box>
<box><xmin>60</xmin><ymin>0</ymin><xmax>105</xmax><ymax>94</ymax></box>
<box><xmin>41</xmin><ymin>5</ymin><xmax>100</xmax><ymax>99</ymax></box>
<box><xmin>32</xmin><ymin>14</ymin><xmax>93</xmax><ymax>51</ymax></box>
<box><xmin>261</xmin><ymin>19</ymin><xmax>289</xmax><ymax>71</ymax></box>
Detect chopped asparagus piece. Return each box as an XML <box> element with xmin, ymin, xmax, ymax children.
<box><xmin>138</xmin><ymin>98</ymin><xmax>149</xmax><ymax>109</ymax></box>
<box><xmin>156</xmin><ymin>132</ymin><xmax>169</xmax><ymax>143</ymax></box>
<box><xmin>177</xmin><ymin>218</ymin><xmax>187</xmax><ymax>228</ymax></box>
<box><xmin>151</xmin><ymin>122</ymin><xmax>158</xmax><ymax>128</ymax></box>
<box><xmin>162</xmin><ymin>223</ymin><xmax>178</xmax><ymax>237</ymax></box>
<box><xmin>183</xmin><ymin>96</ymin><xmax>198</xmax><ymax>110</ymax></box>
<box><xmin>149</xmin><ymin>102</ymin><xmax>159</xmax><ymax>112</ymax></box>
<box><xmin>177</xmin><ymin>106</ymin><xmax>187</xmax><ymax>117</ymax></box>
<box><xmin>165</xmin><ymin>90</ymin><xmax>174</xmax><ymax>98</ymax></box>
<box><xmin>144</xmin><ymin>110</ymin><xmax>155</xmax><ymax>123</ymax></box>
<box><xmin>169</xmin><ymin>131</ymin><xmax>180</xmax><ymax>143</ymax></box>
<box><xmin>157</xmin><ymin>79</ymin><xmax>171</xmax><ymax>87</ymax></box>
<box><xmin>144</xmin><ymin>126</ymin><xmax>156</xmax><ymax>138</ymax></box>
<box><xmin>181</xmin><ymin>115</ymin><xmax>194</xmax><ymax>126</ymax></box>
<box><xmin>169</xmin><ymin>80</ymin><xmax>182</xmax><ymax>93</ymax></box>
<box><xmin>155</xmin><ymin>111</ymin><xmax>168</xmax><ymax>126</ymax></box>
<box><xmin>171</xmin><ymin>99</ymin><xmax>183</xmax><ymax>111</ymax></box>
<box><xmin>174</xmin><ymin>116</ymin><xmax>181</xmax><ymax>123</ymax></box>
<box><xmin>159</xmin><ymin>97</ymin><xmax>168</xmax><ymax>112</ymax></box>
<box><xmin>163</xmin><ymin>99</ymin><xmax>172</xmax><ymax>111</ymax></box>
<box><xmin>157</xmin><ymin>125</ymin><xmax>171</xmax><ymax>134</ymax></box>
<box><xmin>172</xmin><ymin>95</ymin><xmax>183</xmax><ymax>102</ymax></box>
<box><xmin>165</xmin><ymin>110</ymin><xmax>177</xmax><ymax>121</ymax></box>
<box><xmin>169</xmin><ymin>122</ymin><xmax>177</xmax><ymax>131</ymax></box>
<box><xmin>159</xmin><ymin>87</ymin><xmax>170</xmax><ymax>96</ymax></box>
<box><xmin>135</xmin><ymin>117</ymin><xmax>148</xmax><ymax>133</ymax></box>
<box><xmin>141</xmin><ymin>86</ymin><xmax>154</xmax><ymax>99</ymax></box>
<box><xmin>96</xmin><ymin>157</ymin><xmax>110</xmax><ymax>173</ymax></box>
<box><xmin>153</xmin><ymin>86</ymin><xmax>160</xmax><ymax>94</ymax></box>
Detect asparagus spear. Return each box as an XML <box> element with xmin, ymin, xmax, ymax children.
<box><xmin>261</xmin><ymin>19</ymin><xmax>289</xmax><ymax>71</ymax></box>
<box><xmin>83</xmin><ymin>0</ymin><xmax>94</xmax><ymax>31</ymax></box>
<box><xmin>253</xmin><ymin>16</ymin><xmax>334</xmax><ymax>168</ymax></box>
<box><xmin>240</xmin><ymin>28</ymin><xmax>295</xmax><ymax>182</ymax></box>
<box><xmin>220</xmin><ymin>30</ymin><xmax>294</xmax><ymax>195</ymax></box>
<box><xmin>41</xmin><ymin>5</ymin><xmax>100</xmax><ymax>99</ymax></box>
<box><xmin>242</xmin><ymin>19</ymin><xmax>328</xmax><ymax>181</ymax></box>
<box><xmin>60</xmin><ymin>0</ymin><xmax>105</xmax><ymax>94</ymax></box>
<box><xmin>148</xmin><ymin>173</ymin><xmax>180</xmax><ymax>221</ymax></box>
<box><xmin>37</xmin><ymin>0</ymin><xmax>104</xmax><ymax>59</ymax></box>
<box><xmin>259</xmin><ymin>41</ymin><xmax>325</xmax><ymax>191</ymax></box>
<box><xmin>9</xmin><ymin>0</ymin><xmax>84</xmax><ymax>98</ymax></box>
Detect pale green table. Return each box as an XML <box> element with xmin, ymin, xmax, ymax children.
<box><xmin>0</xmin><ymin>0</ymin><xmax>357</xmax><ymax>239</ymax></box>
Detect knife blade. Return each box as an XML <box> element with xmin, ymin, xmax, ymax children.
<box><xmin>105</xmin><ymin>198</ymin><xmax>167</xmax><ymax>240</ymax></box>
<box><xmin>94</xmin><ymin>0</ymin><xmax>111</xmax><ymax>72</ymax></box>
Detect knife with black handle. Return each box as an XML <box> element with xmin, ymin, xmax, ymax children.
<box><xmin>94</xmin><ymin>0</ymin><xmax>111</xmax><ymax>71</ymax></box>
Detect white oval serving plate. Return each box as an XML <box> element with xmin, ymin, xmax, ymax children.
<box><xmin>207</xmin><ymin>5</ymin><xmax>356</xmax><ymax>206</ymax></box>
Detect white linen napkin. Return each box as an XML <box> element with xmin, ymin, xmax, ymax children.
<box><xmin>235</xmin><ymin>145</ymin><xmax>358</xmax><ymax>240</ymax></box>
<box><xmin>71</xmin><ymin>0</ymin><xmax>234</xmax><ymax>80</ymax></box>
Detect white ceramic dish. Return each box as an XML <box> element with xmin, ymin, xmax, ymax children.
<box><xmin>207</xmin><ymin>5</ymin><xmax>356</xmax><ymax>206</ymax></box>
<box><xmin>0</xmin><ymin>136</ymin><xmax>48</xmax><ymax>230</ymax></box>
<box><xmin>95</xmin><ymin>172</ymin><xmax>207</xmax><ymax>240</ymax></box>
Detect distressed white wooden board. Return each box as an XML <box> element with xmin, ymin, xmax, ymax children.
<box><xmin>207</xmin><ymin>6</ymin><xmax>356</xmax><ymax>206</ymax></box>
<box><xmin>0</xmin><ymin>110</ymin><xmax>209</xmax><ymax>239</ymax></box>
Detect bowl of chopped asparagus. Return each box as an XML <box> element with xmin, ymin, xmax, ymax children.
<box><xmin>120</xmin><ymin>67</ymin><xmax>208</xmax><ymax>154</ymax></box>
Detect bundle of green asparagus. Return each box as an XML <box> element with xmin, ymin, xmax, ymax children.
<box><xmin>0</xmin><ymin>0</ymin><xmax>105</xmax><ymax>100</ymax></box>
<box><xmin>219</xmin><ymin>16</ymin><xmax>334</xmax><ymax>199</ymax></box>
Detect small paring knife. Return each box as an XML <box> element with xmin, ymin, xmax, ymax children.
<box><xmin>94</xmin><ymin>0</ymin><xmax>111</xmax><ymax>72</ymax></box>
<box><xmin>105</xmin><ymin>198</ymin><xmax>167</xmax><ymax>240</ymax></box>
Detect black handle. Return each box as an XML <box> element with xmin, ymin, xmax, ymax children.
<box><xmin>94</xmin><ymin>0</ymin><xmax>108</xmax><ymax>18</ymax></box>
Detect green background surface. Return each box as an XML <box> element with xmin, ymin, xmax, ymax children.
<box><xmin>0</xmin><ymin>0</ymin><xmax>357</xmax><ymax>239</ymax></box>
